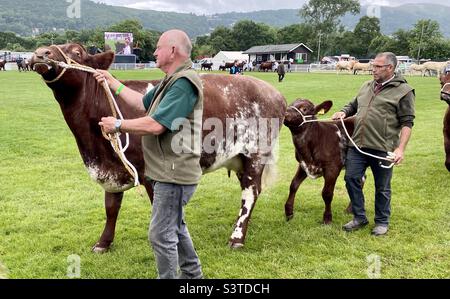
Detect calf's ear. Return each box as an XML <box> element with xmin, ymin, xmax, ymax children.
<box><xmin>90</xmin><ymin>51</ymin><xmax>115</xmax><ymax>70</ymax></box>
<box><xmin>315</xmin><ymin>100</ymin><xmax>333</xmax><ymax>115</ymax></box>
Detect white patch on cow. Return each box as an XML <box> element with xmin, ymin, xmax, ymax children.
<box><xmin>86</xmin><ymin>164</ymin><xmax>134</xmax><ymax>193</ymax></box>
<box><xmin>223</xmin><ymin>84</ymin><xmax>233</xmax><ymax>98</ymax></box>
<box><xmin>204</xmin><ymin>112</ymin><xmax>258</xmax><ymax>173</ymax></box>
<box><xmin>336</xmin><ymin>129</ymin><xmax>342</xmax><ymax>140</ymax></box>
<box><xmin>231</xmin><ymin>186</ymin><xmax>254</xmax><ymax>240</ymax></box>
<box><xmin>146</xmin><ymin>83</ymin><xmax>154</xmax><ymax>94</ymax></box>
<box><xmin>252</xmin><ymin>102</ymin><xmax>261</xmax><ymax>118</ymax></box>
<box><xmin>300</xmin><ymin>161</ymin><xmax>322</xmax><ymax>179</ymax></box>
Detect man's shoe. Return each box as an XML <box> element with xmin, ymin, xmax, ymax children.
<box><xmin>371</xmin><ymin>225</ymin><xmax>388</xmax><ymax>236</ymax></box>
<box><xmin>342</xmin><ymin>219</ymin><xmax>369</xmax><ymax>232</ymax></box>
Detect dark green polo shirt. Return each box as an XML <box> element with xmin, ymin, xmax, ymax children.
<box><xmin>143</xmin><ymin>78</ymin><xmax>198</xmax><ymax>131</ymax></box>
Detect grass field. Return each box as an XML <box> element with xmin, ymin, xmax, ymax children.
<box><xmin>0</xmin><ymin>69</ymin><xmax>449</xmax><ymax>279</ymax></box>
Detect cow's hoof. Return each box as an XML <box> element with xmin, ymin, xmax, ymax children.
<box><xmin>286</xmin><ymin>214</ymin><xmax>294</xmax><ymax>221</ymax></box>
<box><xmin>91</xmin><ymin>243</ymin><xmax>110</xmax><ymax>254</ymax></box>
<box><xmin>323</xmin><ymin>220</ymin><xmax>332</xmax><ymax>225</ymax></box>
<box><xmin>228</xmin><ymin>241</ymin><xmax>244</xmax><ymax>249</ymax></box>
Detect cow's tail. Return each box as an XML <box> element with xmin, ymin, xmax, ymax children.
<box><xmin>261</xmin><ymin>136</ymin><xmax>279</xmax><ymax>189</ymax></box>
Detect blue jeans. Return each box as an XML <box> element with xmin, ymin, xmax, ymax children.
<box><xmin>149</xmin><ymin>181</ymin><xmax>203</xmax><ymax>279</ymax></box>
<box><xmin>344</xmin><ymin>147</ymin><xmax>393</xmax><ymax>226</ymax></box>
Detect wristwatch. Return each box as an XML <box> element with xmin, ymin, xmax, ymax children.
<box><xmin>114</xmin><ymin>119</ymin><xmax>122</xmax><ymax>133</ymax></box>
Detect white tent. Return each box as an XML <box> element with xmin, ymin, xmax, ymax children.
<box><xmin>211</xmin><ymin>51</ymin><xmax>248</xmax><ymax>70</ymax></box>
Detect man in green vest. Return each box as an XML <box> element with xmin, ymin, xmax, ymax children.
<box><xmin>95</xmin><ymin>29</ymin><xmax>204</xmax><ymax>278</ymax></box>
<box><xmin>332</xmin><ymin>52</ymin><xmax>415</xmax><ymax>236</ymax></box>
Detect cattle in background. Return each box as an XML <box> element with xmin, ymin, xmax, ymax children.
<box><xmin>353</xmin><ymin>62</ymin><xmax>373</xmax><ymax>75</ymax></box>
<box><xmin>219</xmin><ymin>60</ymin><xmax>245</xmax><ymax>71</ymax></box>
<box><xmin>408</xmin><ymin>63</ymin><xmax>426</xmax><ymax>76</ymax></box>
<box><xmin>0</xmin><ymin>60</ymin><xmax>5</xmax><ymax>71</ymax></box>
<box><xmin>283</xmin><ymin>99</ymin><xmax>355</xmax><ymax>223</ymax></box>
<box><xmin>219</xmin><ymin>61</ymin><xmax>234</xmax><ymax>71</ymax></box>
<box><xmin>439</xmin><ymin>72</ymin><xmax>450</xmax><ymax>171</ymax></box>
<box><xmin>17</xmin><ymin>58</ymin><xmax>30</xmax><ymax>72</ymax></box>
<box><xmin>336</xmin><ymin>60</ymin><xmax>356</xmax><ymax>74</ymax></box>
<box><xmin>259</xmin><ymin>61</ymin><xmax>274</xmax><ymax>72</ymax></box>
<box><xmin>422</xmin><ymin>61</ymin><xmax>450</xmax><ymax>77</ymax></box>
<box><xmin>200</xmin><ymin>61</ymin><xmax>213</xmax><ymax>71</ymax></box>
<box><xmin>30</xmin><ymin>44</ymin><xmax>287</xmax><ymax>251</ymax></box>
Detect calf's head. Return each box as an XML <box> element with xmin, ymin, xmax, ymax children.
<box><xmin>284</xmin><ymin>99</ymin><xmax>333</xmax><ymax>129</ymax></box>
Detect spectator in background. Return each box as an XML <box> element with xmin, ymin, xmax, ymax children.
<box><xmin>230</xmin><ymin>60</ymin><xmax>241</xmax><ymax>75</ymax></box>
<box><xmin>277</xmin><ymin>61</ymin><xmax>286</xmax><ymax>82</ymax></box>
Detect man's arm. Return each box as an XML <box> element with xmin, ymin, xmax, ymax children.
<box><xmin>99</xmin><ymin>116</ymin><xmax>166</xmax><ymax>136</ymax></box>
<box><xmin>93</xmin><ymin>69</ymin><xmax>146</xmax><ymax>112</ymax></box>
<box><xmin>393</xmin><ymin>126</ymin><xmax>412</xmax><ymax>165</ymax></box>
<box><xmin>393</xmin><ymin>90</ymin><xmax>415</xmax><ymax>165</ymax></box>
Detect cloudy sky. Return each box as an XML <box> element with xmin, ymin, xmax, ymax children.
<box><xmin>92</xmin><ymin>0</ymin><xmax>449</xmax><ymax>14</ymax></box>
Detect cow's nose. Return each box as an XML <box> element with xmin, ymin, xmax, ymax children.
<box><xmin>34</xmin><ymin>47</ymin><xmax>51</xmax><ymax>59</ymax></box>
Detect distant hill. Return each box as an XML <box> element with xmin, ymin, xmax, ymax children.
<box><xmin>1</xmin><ymin>0</ymin><xmax>449</xmax><ymax>38</ymax></box>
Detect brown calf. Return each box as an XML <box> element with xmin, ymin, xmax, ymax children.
<box><xmin>283</xmin><ymin>99</ymin><xmax>355</xmax><ymax>223</ymax></box>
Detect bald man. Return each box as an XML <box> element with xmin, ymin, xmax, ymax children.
<box><xmin>94</xmin><ymin>29</ymin><xmax>204</xmax><ymax>279</ymax></box>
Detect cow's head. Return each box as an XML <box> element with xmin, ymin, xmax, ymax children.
<box><xmin>440</xmin><ymin>71</ymin><xmax>450</xmax><ymax>105</ymax></box>
<box><xmin>284</xmin><ymin>98</ymin><xmax>333</xmax><ymax>128</ymax></box>
<box><xmin>30</xmin><ymin>43</ymin><xmax>114</xmax><ymax>84</ymax></box>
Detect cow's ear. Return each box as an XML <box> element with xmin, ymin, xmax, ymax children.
<box><xmin>315</xmin><ymin>100</ymin><xmax>333</xmax><ymax>115</ymax></box>
<box><xmin>91</xmin><ymin>51</ymin><xmax>115</xmax><ymax>70</ymax></box>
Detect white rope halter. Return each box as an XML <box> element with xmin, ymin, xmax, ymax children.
<box><xmin>36</xmin><ymin>45</ymin><xmax>140</xmax><ymax>187</ymax></box>
<box><xmin>288</xmin><ymin>105</ymin><xmax>396</xmax><ymax>169</ymax></box>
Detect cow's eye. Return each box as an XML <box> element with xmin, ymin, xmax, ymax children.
<box><xmin>73</xmin><ymin>51</ymin><xmax>81</xmax><ymax>57</ymax></box>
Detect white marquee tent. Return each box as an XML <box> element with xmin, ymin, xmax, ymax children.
<box><xmin>210</xmin><ymin>51</ymin><xmax>248</xmax><ymax>70</ymax></box>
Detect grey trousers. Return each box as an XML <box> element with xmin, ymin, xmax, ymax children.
<box><xmin>149</xmin><ymin>181</ymin><xmax>203</xmax><ymax>279</ymax></box>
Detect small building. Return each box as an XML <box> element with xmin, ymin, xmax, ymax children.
<box><xmin>243</xmin><ymin>43</ymin><xmax>313</xmax><ymax>64</ymax></box>
<box><xmin>210</xmin><ymin>51</ymin><xmax>248</xmax><ymax>70</ymax></box>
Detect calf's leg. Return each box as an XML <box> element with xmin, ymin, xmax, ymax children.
<box><xmin>322</xmin><ymin>170</ymin><xmax>340</xmax><ymax>224</ymax></box>
<box><xmin>285</xmin><ymin>165</ymin><xmax>307</xmax><ymax>221</ymax></box>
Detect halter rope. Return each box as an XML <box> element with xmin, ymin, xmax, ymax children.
<box><xmin>39</xmin><ymin>45</ymin><xmax>140</xmax><ymax>186</ymax></box>
<box><xmin>288</xmin><ymin>106</ymin><xmax>396</xmax><ymax>169</ymax></box>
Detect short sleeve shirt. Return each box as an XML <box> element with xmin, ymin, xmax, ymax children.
<box><xmin>142</xmin><ymin>78</ymin><xmax>198</xmax><ymax>132</ymax></box>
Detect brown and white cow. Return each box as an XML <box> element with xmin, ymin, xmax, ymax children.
<box><xmin>283</xmin><ymin>99</ymin><xmax>355</xmax><ymax>223</ymax></box>
<box><xmin>439</xmin><ymin>72</ymin><xmax>450</xmax><ymax>171</ymax></box>
<box><xmin>30</xmin><ymin>44</ymin><xmax>286</xmax><ymax>251</ymax></box>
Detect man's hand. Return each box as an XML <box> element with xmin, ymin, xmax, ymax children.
<box><xmin>99</xmin><ymin>116</ymin><xmax>117</xmax><ymax>134</ymax></box>
<box><xmin>332</xmin><ymin>111</ymin><xmax>346</xmax><ymax>120</ymax></box>
<box><xmin>93</xmin><ymin>70</ymin><xmax>121</xmax><ymax>91</ymax></box>
<box><xmin>393</xmin><ymin>148</ymin><xmax>404</xmax><ymax>165</ymax></box>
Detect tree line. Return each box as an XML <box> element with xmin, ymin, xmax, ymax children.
<box><xmin>1</xmin><ymin>0</ymin><xmax>450</xmax><ymax>62</ymax></box>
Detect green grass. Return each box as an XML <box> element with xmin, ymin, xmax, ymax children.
<box><xmin>0</xmin><ymin>70</ymin><xmax>449</xmax><ymax>278</ymax></box>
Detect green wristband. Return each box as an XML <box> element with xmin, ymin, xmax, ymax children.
<box><xmin>115</xmin><ymin>84</ymin><xmax>125</xmax><ymax>96</ymax></box>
